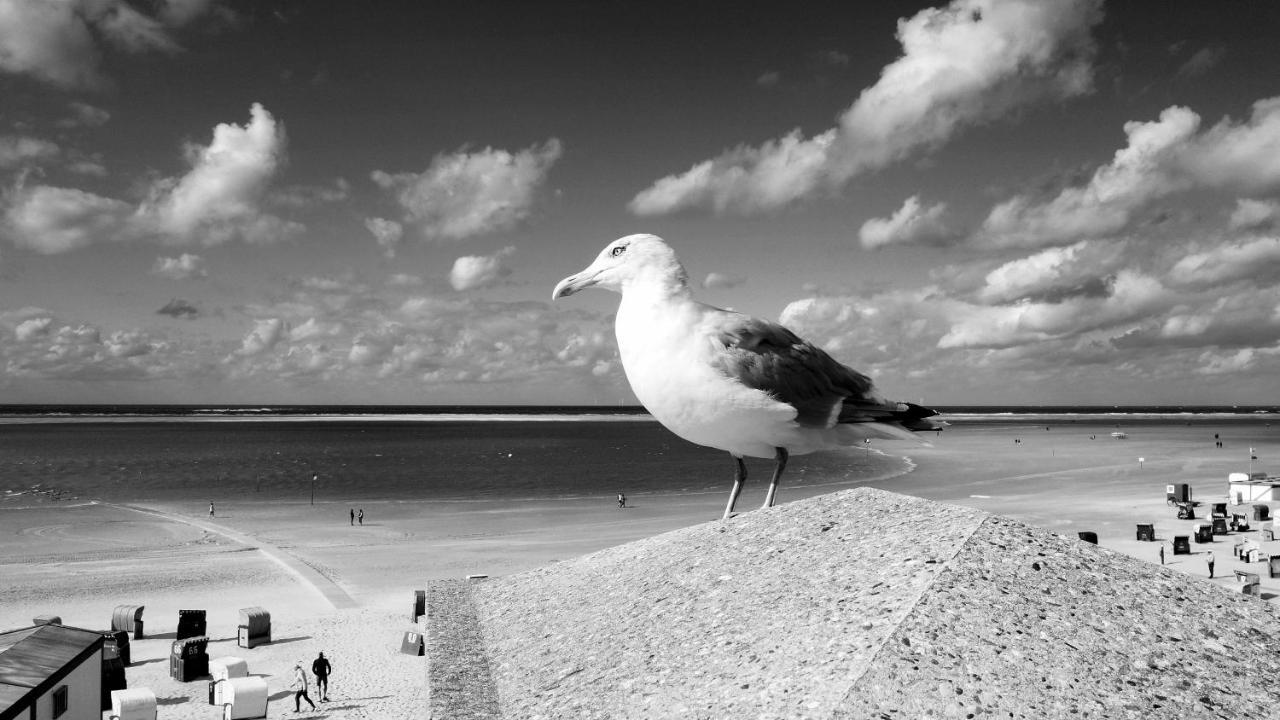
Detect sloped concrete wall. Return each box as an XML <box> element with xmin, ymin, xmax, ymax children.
<box><xmin>839</xmin><ymin>514</ymin><xmax>1280</xmax><ymax>719</ymax></box>
<box><xmin>470</xmin><ymin>489</ymin><xmax>987</xmax><ymax>719</ymax></box>
<box><xmin>431</xmin><ymin>487</ymin><xmax>1280</xmax><ymax>719</ymax></box>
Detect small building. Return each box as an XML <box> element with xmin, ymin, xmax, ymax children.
<box><xmin>1228</xmin><ymin>472</ymin><xmax>1280</xmax><ymax>504</ymax></box>
<box><xmin>0</xmin><ymin>624</ymin><xmax>104</xmax><ymax>720</ymax></box>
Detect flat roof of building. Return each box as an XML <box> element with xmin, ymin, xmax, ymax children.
<box><xmin>0</xmin><ymin>624</ymin><xmax>103</xmax><ymax>720</ymax></box>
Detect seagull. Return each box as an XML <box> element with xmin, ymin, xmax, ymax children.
<box><xmin>553</xmin><ymin>234</ymin><xmax>942</xmax><ymax>519</ymax></box>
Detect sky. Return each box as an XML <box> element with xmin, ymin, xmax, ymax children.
<box><xmin>2</xmin><ymin>0</ymin><xmax>1280</xmax><ymax>407</ymax></box>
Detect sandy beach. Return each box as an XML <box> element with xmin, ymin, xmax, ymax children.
<box><xmin>2</xmin><ymin>416</ymin><xmax>1277</xmax><ymax>718</ymax></box>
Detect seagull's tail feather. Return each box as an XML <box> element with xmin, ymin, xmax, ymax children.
<box><xmin>835</xmin><ymin>400</ymin><xmax>945</xmax><ymax>444</ymax></box>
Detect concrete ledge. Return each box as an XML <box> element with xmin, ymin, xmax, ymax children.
<box><xmin>426</xmin><ymin>579</ymin><xmax>501</xmax><ymax>720</ymax></box>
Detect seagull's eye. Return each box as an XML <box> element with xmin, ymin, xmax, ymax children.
<box><xmin>610</xmin><ymin>245</ymin><xmax>626</xmax><ymax>257</ymax></box>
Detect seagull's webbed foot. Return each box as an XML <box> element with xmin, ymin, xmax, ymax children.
<box><xmin>722</xmin><ymin>456</ymin><xmax>747</xmax><ymax>520</ymax></box>
<box><xmin>761</xmin><ymin>447</ymin><xmax>788</xmax><ymax>509</ymax></box>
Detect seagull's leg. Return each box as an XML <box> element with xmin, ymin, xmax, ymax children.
<box><xmin>761</xmin><ymin>447</ymin><xmax>789</xmax><ymax>509</ymax></box>
<box><xmin>722</xmin><ymin>456</ymin><xmax>747</xmax><ymax>520</ymax></box>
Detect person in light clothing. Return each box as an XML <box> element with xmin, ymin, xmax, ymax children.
<box><xmin>293</xmin><ymin>661</ymin><xmax>317</xmax><ymax>712</ymax></box>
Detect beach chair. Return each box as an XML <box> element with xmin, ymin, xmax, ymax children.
<box><xmin>400</xmin><ymin>629</ymin><xmax>425</xmax><ymax>655</ymax></box>
<box><xmin>412</xmin><ymin>589</ymin><xmax>426</xmax><ymax>622</ymax></box>
<box><xmin>222</xmin><ymin>676</ymin><xmax>268</xmax><ymax>720</ymax></box>
<box><xmin>111</xmin><ymin>604</ymin><xmax>145</xmax><ymax>639</ymax></box>
<box><xmin>109</xmin><ymin>688</ymin><xmax>157</xmax><ymax>720</ymax></box>
<box><xmin>1135</xmin><ymin>523</ymin><xmax>1155</xmax><ymax>541</ymax></box>
<box><xmin>1172</xmin><ymin>535</ymin><xmax>1191</xmax><ymax>555</ymax></box>
<box><xmin>237</xmin><ymin>607</ymin><xmax>271</xmax><ymax>648</ymax></box>
<box><xmin>101</xmin><ymin>638</ymin><xmax>128</xmax><ymax>711</ymax></box>
<box><xmin>177</xmin><ymin>609</ymin><xmax>207</xmax><ymax>639</ymax></box>
<box><xmin>208</xmin><ymin>656</ymin><xmax>248</xmax><ymax>705</ymax></box>
<box><xmin>170</xmin><ymin>636</ymin><xmax>209</xmax><ymax>682</ymax></box>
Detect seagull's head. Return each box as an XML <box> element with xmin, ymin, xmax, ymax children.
<box><xmin>552</xmin><ymin>234</ymin><xmax>688</xmax><ymax>299</ymax></box>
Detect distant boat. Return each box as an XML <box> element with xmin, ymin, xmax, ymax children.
<box><xmin>1111</xmin><ymin>431</ymin><xmax>1128</xmax><ymax>439</ymax></box>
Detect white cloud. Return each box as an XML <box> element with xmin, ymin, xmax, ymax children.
<box><xmin>1176</xmin><ymin>46</ymin><xmax>1225</xmax><ymax>79</ymax></box>
<box><xmin>0</xmin><ymin>135</ymin><xmax>60</xmax><ymax>168</ymax></box>
<box><xmin>58</xmin><ymin>101</ymin><xmax>111</xmax><ymax>128</ymax></box>
<box><xmin>980</xmin><ymin>97</ymin><xmax>1280</xmax><ymax>248</ymax></box>
<box><xmin>372</xmin><ymin>139</ymin><xmax>562</xmax><ymax>241</ymax></box>
<box><xmin>1229</xmin><ymin>199</ymin><xmax>1280</xmax><ymax>230</ymax></box>
<box><xmin>1196</xmin><ymin>348</ymin><xmax>1257</xmax><ymax>376</ymax></box>
<box><xmin>14</xmin><ymin>316</ymin><xmax>53</xmax><ymax>342</ymax></box>
<box><xmin>236</xmin><ymin>317</ymin><xmax>286</xmax><ymax>356</ymax></box>
<box><xmin>630</xmin><ymin>0</ymin><xmax>1102</xmax><ymax>215</ymax></box>
<box><xmin>104</xmin><ymin>329</ymin><xmax>154</xmax><ymax>358</ymax></box>
<box><xmin>0</xmin><ymin>0</ymin><xmax>105</xmax><ymax>89</ymax></box>
<box><xmin>152</xmin><ymin>253</ymin><xmax>207</xmax><ymax>279</ymax></box>
<box><xmin>1168</xmin><ymin>236</ymin><xmax>1280</xmax><ymax>288</ymax></box>
<box><xmin>271</xmin><ymin>178</ymin><xmax>350</xmax><ymax>209</ymax></box>
<box><xmin>449</xmin><ymin>246</ymin><xmax>515</xmax><ymax>291</ymax></box>
<box><xmin>859</xmin><ymin>196</ymin><xmax>953</xmax><ymax>249</ymax></box>
<box><xmin>90</xmin><ymin>0</ymin><xmax>180</xmax><ymax>54</ymax></box>
<box><xmin>289</xmin><ymin>318</ymin><xmax>343</xmax><ymax>342</ymax></box>
<box><xmin>157</xmin><ymin>0</ymin><xmax>223</xmax><ymax>26</ymax></box>
<box><xmin>385</xmin><ymin>273</ymin><xmax>423</xmax><ymax>288</ymax></box>
<box><xmin>0</xmin><ymin>0</ymin><xmax>229</xmax><ymax>90</ymax></box>
<box><xmin>4</xmin><ymin>185</ymin><xmax>131</xmax><ymax>253</ymax></box>
<box><xmin>364</xmin><ymin>217</ymin><xmax>403</xmax><ymax>258</ymax></box>
<box><xmin>3</xmin><ymin>105</ymin><xmax>296</xmax><ymax>253</ymax></box>
<box><xmin>977</xmin><ymin>241</ymin><xmax>1122</xmax><ymax>304</ymax></box>
<box><xmin>702</xmin><ymin>272</ymin><xmax>746</xmax><ymax>290</ymax></box>
<box><xmin>939</xmin><ymin>270</ymin><xmax>1169</xmax><ymax>349</ymax></box>
<box><xmin>980</xmin><ymin>106</ymin><xmax>1198</xmax><ymax>248</ymax></box>
<box><xmin>140</xmin><ymin>103</ymin><xmax>296</xmax><ymax>245</ymax></box>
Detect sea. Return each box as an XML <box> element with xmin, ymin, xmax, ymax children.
<box><xmin>2</xmin><ymin>405</ymin><xmax>1276</xmax><ymax>506</ymax></box>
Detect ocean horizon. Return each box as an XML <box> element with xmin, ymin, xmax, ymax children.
<box><xmin>2</xmin><ymin>403</ymin><xmax>1277</xmax><ymax>424</ymax></box>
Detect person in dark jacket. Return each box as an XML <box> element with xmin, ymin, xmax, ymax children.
<box><xmin>311</xmin><ymin>652</ymin><xmax>332</xmax><ymax>702</ymax></box>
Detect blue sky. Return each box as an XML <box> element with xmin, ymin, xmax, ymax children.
<box><xmin>2</xmin><ymin>0</ymin><xmax>1279</xmax><ymax>406</ymax></box>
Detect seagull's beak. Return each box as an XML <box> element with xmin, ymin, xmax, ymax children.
<box><xmin>552</xmin><ymin>267</ymin><xmax>599</xmax><ymax>300</ymax></box>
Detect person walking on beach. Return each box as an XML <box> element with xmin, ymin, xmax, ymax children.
<box><xmin>1207</xmin><ymin>552</ymin><xmax>1216</xmax><ymax>578</ymax></box>
<box><xmin>209</xmin><ymin>502</ymin><xmax>215</xmax><ymax>518</ymax></box>
<box><xmin>1159</xmin><ymin>544</ymin><xmax>1165</xmax><ymax>565</ymax></box>
<box><xmin>357</xmin><ymin>508</ymin><xmax>363</xmax><ymax>526</ymax></box>
<box><xmin>292</xmin><ymin>661</ymin><xmax>317</xmax><ymax>712</ymax></box>
<box><xmin>617</xmin><ymin>492</ymin><xmax>626</xmax><ymax>509</ymax></box>
<box><xmin>349</xmin><ymin>508</ymin><xmax>354</xmax><ymax>526</ymax></box>
<box><xmin>311</xmin><ymin>652</ymin><xmax>332</xmax><ymax>702</ymax></box>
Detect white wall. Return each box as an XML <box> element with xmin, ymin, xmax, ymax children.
<box><xmin>1228</xmin><ymin>482</ymin><xmax>1279</xmax><ymax>504</ymax></box>
<box><xmin>31</xmin><ymin>653</ymin><xmax>101</xmax><ymax>720</ymax></box>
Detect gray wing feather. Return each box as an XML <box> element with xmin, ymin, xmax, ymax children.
<box><xmin>708</xmin><ymin>311</ymin><xmax>886</xmax><ymax>428</ymax></box>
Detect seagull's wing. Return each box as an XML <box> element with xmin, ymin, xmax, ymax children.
<box><xmin>707</xmin><ymin>310</ymin><xmax>899</xmax><ymax>429</ymax></box>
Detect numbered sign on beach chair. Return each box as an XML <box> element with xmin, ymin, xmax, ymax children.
<box><xmin>400</xmin><ymin>630</ymin><xmax>425</xmax><ymax>655</ymax></box>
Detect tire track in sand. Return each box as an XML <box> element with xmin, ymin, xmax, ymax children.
<box><xmin>104</xmin><ymin>502</ymin><xmax>358</xmax><ymax>610</ymax></box>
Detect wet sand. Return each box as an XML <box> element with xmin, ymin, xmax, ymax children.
<box><xmin>1</xmin><ymin>417</ymin><xmax>1276</xmax><ymax>718</ymax></box>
